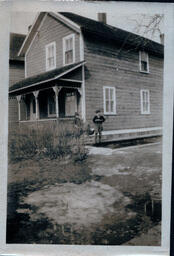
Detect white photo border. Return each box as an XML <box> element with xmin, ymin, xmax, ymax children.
<box><xmin>0</xmin><ymin>1</ymin><xmax>173</xmax><ymax>255</ymax></box>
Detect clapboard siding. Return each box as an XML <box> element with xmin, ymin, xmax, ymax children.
<box><xmin>84</xmin><ymin>37</ymin><xmax>163</xmax><ymax>131</ymax></box>
<box><xmin>9</xmin><ymin>97</ymin><xmax>18</xmax><ymax>123</ymax></box>
<box><xmin>9</xmin><ymin>61</ymin><xmax>25</xmax><ymax>123</ymax></box>
<box><xmin>9</xmin><ymin>62</ymin><xmax>25</xmax><ymax>87</ymax></box>
<box><xmin>26</xmin><ymin>14</ymin><xmax>80</xmax><ymax>77</ymax></box>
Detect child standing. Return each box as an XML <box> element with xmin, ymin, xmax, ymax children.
<box><xmin>93</xmin><ymin>110</ymin><xmax>105</xmax><ymax>144</ymax></box>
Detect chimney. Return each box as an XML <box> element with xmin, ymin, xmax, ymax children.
<box><xmin>160</xmin><ymin>33</ymin><xmax>164</xmax><ymax>45</ymax></box>
<box><xmin>98</xmin><ymin>13</ymin><xmax>107</xmax><ymax>24</ymax></box>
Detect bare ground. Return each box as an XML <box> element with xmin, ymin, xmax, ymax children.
<box><xmin>7</xmin><ymin>141</ymin><xmax>162</xmax><ymax>245</ymax></box>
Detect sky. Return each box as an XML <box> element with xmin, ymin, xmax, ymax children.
<box><xmin>10</xmin><ymin>4</ymin><xmax>164</xmax><ymax>43</ymax></box>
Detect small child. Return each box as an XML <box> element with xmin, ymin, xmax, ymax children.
<box><xmin>74</xmin><ymin>112</ymin><xmax>83</xmax><ymax>137</ymax></box>
<box><xmin>74</xmin><ymin>112</ymin><xmax>81</xmax><ymax>128</ymax></box>
<box><xmin>93</xmin><ymin>110</ymin><xmax>105</xmax><ymax>144</ymax></box>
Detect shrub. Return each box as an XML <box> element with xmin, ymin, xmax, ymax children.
<box><xmin>8</xmin><ymin>123</ymin><xmax>88</xmax><ymax>163</ymax></box>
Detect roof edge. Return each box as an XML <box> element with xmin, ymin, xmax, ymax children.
<box><xmin>18</xmin><ymin>12</ymin><xmax>46</xmax><ymax>57</ymax></box>
<box><xmin>49</xmin><ymin>12</ymin><xmax>81</xmax><ymax>33</ymax></box>
<box><xmin>18</xmin><ymin>12</ymin><xmax>81</xmax><ymax>57</ymax></box>
<box><xmin>9</xmin><ymin>61</ymin><xmax>86</xmax><ymax>95</ymax></box>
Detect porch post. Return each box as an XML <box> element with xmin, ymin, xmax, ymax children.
<box><xmin>81</xmin><ymin>64</ymin><xmax>86</xmax><ymax>122</ymax></box>
<box><xmin>77</xmin><ymin>88</ymin><xmax>82</xmax><ymax>116</ymax></box>
<box><xmin>33</xmin><ymin>91</ymin><xmax>40</xmax><ymax>120</ymax></box>
<box><xmin>16</xmin><ymin>95</ymin><xmax>22</xmax><ymax>121</ymax></box>
<box><xmin>53</xmin><ymin>86</ymin><xmax>61</xmax><ymax>118</ymax></box>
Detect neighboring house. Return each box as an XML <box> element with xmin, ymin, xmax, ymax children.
<box><xmin>9</xmin><ymin>12</ymin><xmax>164</xmax><ymax>141</ymax></box>
<box><xmin>9</xmin><ymin>33</ymin><xmax>25</xmax><ymax>128</ymax></box>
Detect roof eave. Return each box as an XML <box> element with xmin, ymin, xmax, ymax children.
<box><xmin>9</xmin><ymin>61</ymin><xmax>86</xmax><ymax>96</ymax></box>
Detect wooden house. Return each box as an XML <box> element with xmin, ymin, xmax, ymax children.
<box><xmin>9</xmin><ymin>12</ymin><xmax>164</xmax><ymax>142</ymax></box>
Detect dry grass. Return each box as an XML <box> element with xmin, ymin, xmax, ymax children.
<box><xmin>8</xmin><ymin>123</ymin><xmax>87</xmax><ymax>163</ymax></box>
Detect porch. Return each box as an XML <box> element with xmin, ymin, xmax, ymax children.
<box><xmin>9</xmin><ymin>61</ymin><xmax>86</xmax><ymax>124</ymax></box>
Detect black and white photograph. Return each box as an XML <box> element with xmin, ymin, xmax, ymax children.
<box><xmin>0</xmin><ymin>0</ymin><xmax>173</xmax><ymax>253</ymax></box>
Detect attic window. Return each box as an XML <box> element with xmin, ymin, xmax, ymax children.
<box><xmin>46</xmin><ymin>42</ymin><xmax>56</xmax><ymax>71</ymax></box>
<box><xmin>63</xmin><ymin>34</ymin><xmax>75</xmax><ymax>66</ymax></box>
<box><xmin>139</xmin><ymin>51</ymin><xmax>149</xmax><ymax>73</ymax></box>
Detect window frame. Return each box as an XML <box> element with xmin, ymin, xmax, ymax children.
<box><xmin>140</xmin><ymin>89</ymin><xmax>150</xmax><ymax>115</ymax></box>
<box><xmin>47</xmin><ymin>94</ymin><xmax>56</xmax><ymax>117</ymax></box>
<box><xmin>45</xmin><ymin>41</ymin><xmax>56</xmax><ymax>71</ymax></box>
<box><xmin>139</xmin><ymin>51</ymin><xmax>149</xmax><ymax>73</ymax></box>
<box><xmin>63</xmin><ymin>34</ymin><xmax>75</xmax><ymax>66</ymax></box>
<box><xmin>103</xmin><ymin>86</ymin><xmax>116</xmax><ymax>115</ymax></box>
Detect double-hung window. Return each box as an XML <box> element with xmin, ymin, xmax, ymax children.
<box><xmin>103</xmin><ymin>86</ymin><xmax>116</xmax><ymax>115</ymax></box>
<box><xmin>140</xmin><ymin>89</ymin><xmax>150</xmax><ymax>114</ymax></box>
<box><xmin>139</xmin><ymin>51</ymin><xmax>149</xmax><ymax>73</ymax></box>
<box><xmin>63</xmin><ymin>34</ymin><xmax>75</xmax><ymax>65</ymax></box>
<box><xmin>46</xmin><ymin>42</ymin><xmax>56</xmax><ymax>71</ymax></box>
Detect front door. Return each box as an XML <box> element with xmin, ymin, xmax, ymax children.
<box><xmin>65</xmin><ymin>92</ymin><xmax>77</xmax><ymax>116</ymax></box>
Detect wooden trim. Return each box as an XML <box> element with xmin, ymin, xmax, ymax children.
<box><xmin>103</xmin><ymin>86</ymin><xmax>116</xmax><ymax>115</ymax></box>
<box><xmin>25</xmin><ymin>55</ymin><xmax>27</xmax><ymax>78</ymax></box>
<box><xmin>49</xmin><ymin>12</ymin><xmax>81</xmax><ymax>33</ymax></box>
<box><xmin>18</xmin><ymin>12</ymin><xmax>41</xmax><ymax>56</ymax></box>
<box><xmin>63</xmin><ymin>33</ymin><xmax>75</xmax><ymax>66</ymax></box>
<box><xmin>140</xmin><ymin>89</ymin><xmax>150</xmax><ymax>115</ymax></box>
<box><xmin>25</xmin><ymin>13</ymin><xmax>48</xmax><ymax>58</ymax></box>
<box><xmin>19</xmin><ymin>117</ymin><xmax>75</xmax><ymax>122</ymax></box>
<box><xmin>80</xmin><ymin>32</ymin><xmax>84</xmax><ymax>61</ymax></box>
<box><xmin>102</xmin><ymin>126</ymin><xmax>162</xmax><ymax>136</ymax></box>
<box><xmin>139</xmin><ymin>50</ymin><xmax>149</xmax><ymax>73</ymax></box>
<box><xmin>19</xmin><ymin>12</ymin><xmax>80</xmax><ymax>57</ymax></box>
<box><xmin>60</xmin><ymin>78</ymin><xmax>82</xmax><ymax>83</ymax></box>
<box><xmin>45</xmin><ymin>41</ymin><xmax>56</xmax><ymax>71</ymax></box>
<box><xmin>81</xmin><ymin>64</ymin><xmax>86</xmax><ymax>122</ymax></box>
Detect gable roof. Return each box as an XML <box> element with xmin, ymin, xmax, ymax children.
<box><xmin>60</xmin><ymin>12</ymin><xmax>164</xmax><ymax>57</ymax></box>
<box><xmin>9</xmin><ymin>61</ymin><xmax>85</xmax><ymax>96</ymax></box>
<box><xmin>18</xmin><ymin>12</ymin><xmax>164</xmax><ymax>58</ymax></box>
<box><xmin>18</xmin><ymin>12</ymin><xmax>80</xmax><ymax>57</ymax></box>
<box><xmin>10</xmin><ymin>33</ymin><xmax>26</xmax><ymax>61</ymax></box>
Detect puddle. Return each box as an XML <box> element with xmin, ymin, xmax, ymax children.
<box><xmin>7</xmin><ymin>182</ymin><xmax>161</xmax><ymax>245</ymax></box>
<box><xmin>7</xmin><ymin>142</ymin><xmax>162</xmax><ymax>244</ymax></box>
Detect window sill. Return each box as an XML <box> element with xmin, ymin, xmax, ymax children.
<box><xmin>59</xmin><ymin>117</ymin><xmax>75</xmax><ymax>120</ymax></box>
<box><xmin>139</xmin><ymin>70</ymin><xmax>150</xmax><ymax>74</ymax></box>
<box><xmin>63</xmin><ymin>61</ymin><xmax>75</xmax><ymax>67</ymax></box>
<box><xmin>104</xmin><ymin>113</ymin><xmax>117</xmax><ymax>116</ymax></box>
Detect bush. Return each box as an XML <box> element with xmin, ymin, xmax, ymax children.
<box><xmin>8</xmin><ymin>123</ymin><xmax>88</xmax><ymax>163</ymax></box>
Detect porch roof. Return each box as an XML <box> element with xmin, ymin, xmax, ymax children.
<box><xmin>9</xmin><ymin>61</ymin><xmax>85</xmax><ymax>96</ymax></box>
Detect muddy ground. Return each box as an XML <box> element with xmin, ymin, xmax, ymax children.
<box><xmin>7</xmin><ymin>141</ymin><xmax>162</xmax><ymax>245</ymax></box>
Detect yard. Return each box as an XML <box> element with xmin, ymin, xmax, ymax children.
<box><xmin>7</xmin><ymin>139</ymin><xmax>162</xmax><ymax>245</ymax></box>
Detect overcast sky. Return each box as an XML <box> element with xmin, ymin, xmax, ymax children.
<box><xmin>10</xmin><ymin>5</ymin><xmax>164</xmax><ymax>43</ymax></box>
